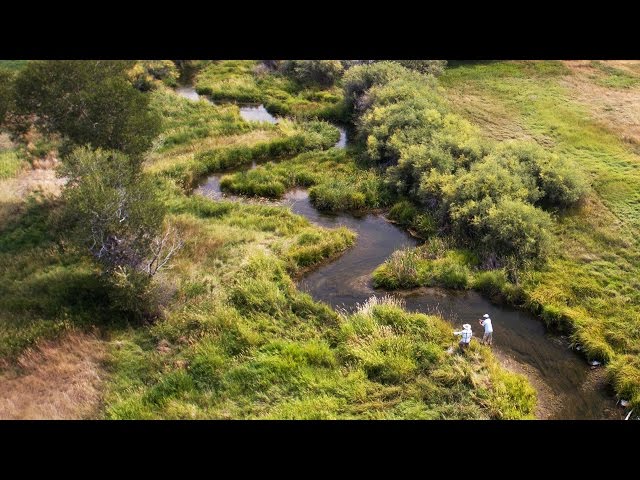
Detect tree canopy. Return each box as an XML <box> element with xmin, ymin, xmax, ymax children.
<box><xmin>12</xmin><ymin>60</ymin><xmax>161</xmax><ymax>158</ymax></box>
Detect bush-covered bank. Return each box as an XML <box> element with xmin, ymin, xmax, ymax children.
<box><xmin>344</xmin><ymin>62</ymin><xmax>587</xmax><ymax>270</ymax></box>
<box><xmin>437</xmin><ymin>60</ymin><xmax>640</xmax><ymax>407</ymax></box>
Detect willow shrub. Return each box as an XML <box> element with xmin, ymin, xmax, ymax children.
<box><xmin>347</xmin><ymin>63</ymin><xmax>587</xmax><ymax>267</ymax></box>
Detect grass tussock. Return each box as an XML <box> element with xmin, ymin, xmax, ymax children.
<box><xmin>372</xmin><ymin>239</ymin><xmax>478</xmax><ymax>291</ymax></box>
<box><xmin>0</xmin><ymin>149</ymin><xmax>26</xmax><ymax>180</ymax></box>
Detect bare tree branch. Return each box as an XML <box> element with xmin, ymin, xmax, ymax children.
<box><xmin>144</xmin><ymin>224</ymin><xmax>184</xmax><ymax>277</ymax></box>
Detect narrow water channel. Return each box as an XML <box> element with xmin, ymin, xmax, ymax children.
<box><xmin>178</xmin><ymin>86</ymin><xmax>621</xmax><ymax>419</ymax></box>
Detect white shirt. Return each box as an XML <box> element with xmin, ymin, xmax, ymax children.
<box><xmin>455</xmin><ymin>329</ymin><xmax>472</xmax><ymax>343</ymax></box>
<box><xmin>480</xmin><ymin>318</ymin><xmax>493</xmax><ymax>333</ymax></box>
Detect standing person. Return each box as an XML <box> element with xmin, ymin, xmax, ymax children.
<box><xmin>479</xmin><ymin>313</ymin><xmax>493</xmax><ymax>346</ymax></box>
<box><xmin>453</xmin><ymin>324</ymin><xmax>473</xmax><ymax>352</ymax></box>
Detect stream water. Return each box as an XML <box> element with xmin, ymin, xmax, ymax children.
<box><xmin>178</xmin><ymin>86</ymin><xmax>621</xmax><ymax>419</ymax></box>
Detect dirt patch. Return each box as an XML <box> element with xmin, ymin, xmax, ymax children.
<box><xmin>0</xmin><ymin>332</ymin><xmax>108</xmax><ymax>419</ymax></box>
<box><xmin>560</xmin><ymin>60</ymin><xmax>640</xmax><ymax>147</ymax></box>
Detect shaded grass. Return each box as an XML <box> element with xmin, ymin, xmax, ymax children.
<box><xmin>0</xmin><ymin>196</ymin><xmax>113</xmax><ymax>360</ymax></box>
<box><xmin>0</xmin><ymin>60</ymin><xmax>27</xmax><ymax>71</ymax></box>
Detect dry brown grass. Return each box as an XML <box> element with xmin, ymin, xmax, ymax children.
<box><xmin>444</xmin><ymin>89</ymin><xmax>534</xmax><ymax>142</ymax></box>
<box><xmin>0</xmin><ymin>167</ymin><xmax>65</xmax><ymax>201</ymax></box>
<box><xmin>561</xmin><ymin>60</ymin><xmax>640</xmax><ymax>147</ymax></box>
<box><xmin>443</xmin><ymin>86</ymin><xmax>556</xmax><ymax>148</ymax></box>
<box><xmin>0</xmin><ymin>331</ymin><xmax>108</xmax><ymax>419</ymax></box>
<box><xmin>0</xmin><ymin>133</ymin><xmax>13</xmax><ymax>150</ymax></box>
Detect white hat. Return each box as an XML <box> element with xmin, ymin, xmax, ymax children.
<box><xmin>483</xmin><ymin>314</ymin><xmax>490</xmax><ymax>318</ymax></box>
<box><xmin>463</xmin><ymin>324</ymin><xmax>471</xmax><ymax>330</ymax></box>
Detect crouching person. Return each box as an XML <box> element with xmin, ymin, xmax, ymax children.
<box><xmin>454</xmin><ymin>324</ymin><xmax>473</xmax><ymax>352</ymax></box>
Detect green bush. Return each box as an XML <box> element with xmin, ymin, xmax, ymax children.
<box><xmin>488</xmin><ymin>141</ymin><xmax>588</xmax><ymax>209</ymax></box>
<box><xmin>0</xmin><ymin>67</ymin><xmax>15</xmax><ymax>126</ymax></box>
<box><xmin>342</xmin><ymin>61</ymin><xmax>410</xmax><ymax>110</ymax></box>
<box><xmin>346</xmin><ymin>63</ymin><xmax>576</xmax><ymax>270</ymax></box>
<box><xmin>480</xmin><ymin>199</ymin><xmax>553</xmax><ymax>265</ymax></box>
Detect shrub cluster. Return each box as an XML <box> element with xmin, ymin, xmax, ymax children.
<box><xmin>346</xmin><ymin>62</ymin><xmax>588</xmax><ymax>267</ymax></box>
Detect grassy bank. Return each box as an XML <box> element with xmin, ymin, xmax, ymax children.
<box><xmin>105</xmin><ymin>292</ymin><xmax>534</xmax><ymax>419</ymax></box>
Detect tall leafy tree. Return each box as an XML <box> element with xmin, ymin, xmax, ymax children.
<box><xmin>12</xmin><ymin>60</ymin><xmax>161</xmax><ymax>158</ymax></box>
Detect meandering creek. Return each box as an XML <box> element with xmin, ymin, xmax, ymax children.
<box><xmin>179</xmin><ymin>86</ymin><xmax>621</xmax><ymax>419</ymax></box>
